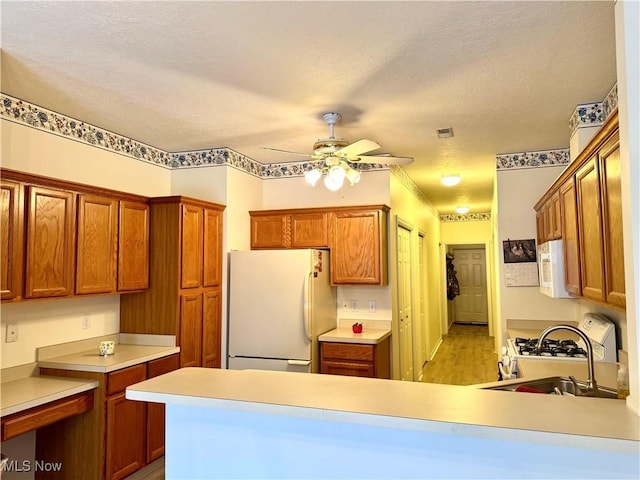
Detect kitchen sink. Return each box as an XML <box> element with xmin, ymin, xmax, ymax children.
<box><xmin>483</xmin><ymin>376</ymin><xmax>619</xmax><ymax>399</ymax></box>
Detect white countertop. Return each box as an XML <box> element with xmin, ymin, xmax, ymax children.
<box><xmin>127</xmin><ymin>367</ymin><xmax>640</xmax><ymax>445</ymax></box>
<box><xmin>1</xmin><ymin>375</ymin><xmax>98</xmax><ymax>417</ymax></box>
<box><xmin>318</xmin><ymin>327</ymin><xmax>391</xmax><ymax>344</ymax></box>
<box><xmin>38</xmin><ymin>344</ymin><xmax>180</xmax><ymax>373</ymax></box>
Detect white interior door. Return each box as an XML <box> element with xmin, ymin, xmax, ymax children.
<box><xmin>452</xmin><ymin>247</ymin><xmax>488</xmax><ymax>324</ymax></box>
<box><xmin>418</xmin><ymin>233</ymin><xmax>428</xmax><ymax>370</ymax></box>
<box><xmin>397</xmin><ymin>224</ymin><xmax>414</xmax><ymax>381</ymax></box>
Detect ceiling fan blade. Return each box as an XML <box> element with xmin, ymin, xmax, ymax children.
<box><xmin>352</xmin><ymin>154</ymin><xmax>414</xmax><ymax>166</ymax></box>
<box><xmin>335</xmin><ymin>139</ymin><xmax>381</xmax><ymax>158</ymax></box>
<box><xmin>261</xmin><ymin>147</ymin><xmax>312</xmax><ymax>158</ymax></box>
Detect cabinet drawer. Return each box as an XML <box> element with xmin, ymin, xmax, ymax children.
<box><xmin>107</xmin><ymin>363</ymin><xmax>147</xmax><ymax>396</ymax></box>
<box><xmin>1</xmin><ymin>390</ymin><xmax>94</xmax><ymax>441</ymax></box>
<box><xmin>147</xmin><ymin>354</ymin><xmax>180</xmax><ymax>378</ymax></box>
<box><xmin>321</xmin><ymin>342</ymin><xmax>374</xmax><ymax>362</ymax></box>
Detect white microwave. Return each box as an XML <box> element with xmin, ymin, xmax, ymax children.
<box><xmin>537</xmin><ymin>239</ymin><xmax>574</xmax><ymax>298</ymax></box>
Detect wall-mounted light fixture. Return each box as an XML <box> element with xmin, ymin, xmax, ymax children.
<box><xmin>441</xmin><ymin>174</ymin><xmax>461</xmax><ymax>187</ymax></box>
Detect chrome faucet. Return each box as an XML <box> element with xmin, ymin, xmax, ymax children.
<box><xmin>536</xmin><ymin>325</ymin><xmax>599</xmax><ymax>396</ymax></box>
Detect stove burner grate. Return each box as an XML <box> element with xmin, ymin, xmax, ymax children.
<box><xmin>514</xmin><ymin>337</ymin><xmax>587</xmax><ymax>358</ymax></box>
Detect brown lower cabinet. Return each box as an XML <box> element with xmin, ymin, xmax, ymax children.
<box><xmin>37</xmin><ymin>354</ymin><xmax>179</xmax><ymax>480</ymax></box>
<box><xmin>320</xmin><ymin>338</ymin><xmax>391</xmax><ymax>379</ymax></box>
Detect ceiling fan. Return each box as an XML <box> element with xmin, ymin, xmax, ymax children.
<box><xmin>262</xmin><ymin>112</ymin><xmax>414</xmax><ymax>166</ymax></box>
<box><xmin>262</xmin><ymin>112</ymin><xmax>413</xmax><ymax>191</ymax></box>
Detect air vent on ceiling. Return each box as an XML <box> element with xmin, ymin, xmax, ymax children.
<box><xmin>436</xmin><ymin>127</ymin><xmax>454</xmax><ymax>139</ymax></box>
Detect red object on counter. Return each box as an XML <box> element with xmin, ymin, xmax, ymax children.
<box><xmin>515</xmin><ymin>385</ymin><xmax>546</xmax><ymax>394</ymax></box>
<box><xmin>352</xmin><ymin>323</ymin><xmax>363</xmax><ymax>333</ymax></box>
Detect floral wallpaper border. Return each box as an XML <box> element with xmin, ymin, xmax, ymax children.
<box><xmin>0</xmin><ymin>93</ymin><xmax>394</xmax><ymax>180</ymax></box>
<box><xmin>495</xmin><ymin>149</ymin><xmax>570</xmax><ymax>170</ymax></box>
<box><xmin>568</xmin><ymin>82</ymin><xmax>618</xmax><ymax>135</ymax></box>
<box><xmin>440</xmin><ymin>213</ymin><xmax>492</xmax><ymax>222</ymax></box>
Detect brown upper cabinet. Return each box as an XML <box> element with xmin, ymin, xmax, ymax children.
<box><xmin>120</xmin><ymin>196</ymin><xmax>225</xmax><ymax>368</ymax></box>
<box><xmin>118</xmin><ymin>201</ymin><xmax>150</xmax><ymax>292</ymax></box>
<box><xmin>0</xmin><ymin>169</ymin><xmax>150</xmax><ymax>302</ymax></box>
<box><xmin>559</xmin><ymin>177</ymin><xmax>581</xmax><ymax>296</ymax></box>
<box><xmin>329</xmin><ymin>207</ymin><xmax>388</xmax><ymax>285</ymax></box>
<box><xmin>599</xmin><ymin>132</ymin><xmax>625</xmax><ymax>308</ymax></box>
<box><xmin>1</xmin><ymin>180</ymin><xmax>24</xmax><ymax>300</ymax></box>
<box><xmin>76</xmin><ymin>194</ymin><xmax>118</xmax><ymax>295</ymax></box>
<box><xmin>250</xmin><ymin>210</ymin><xmax>328</xmax><ymax>249</ymax></box>
<box><xmin>576</xmin><ymin>156</ymin><xmax>606</xmax><ymax>303</ymax></box>
<box><xmin>25</xmin><ymin>185</ymin><xmax>76</xmax><ymax>299</ymax></box>
<box><xmin>250</xmin><ymin>205</ymin><xmax>388</xmax><ymax>286</ymax></box>
<box><xmin>534</xmin><ymin>110</ymin><xmax>624</xmax><ymax>310</ymax></box>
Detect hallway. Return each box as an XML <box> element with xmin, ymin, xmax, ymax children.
<box><xmin>421</xmin><ymin>323</ymin><xmax>498</xmax><ymax>385</ymax></box>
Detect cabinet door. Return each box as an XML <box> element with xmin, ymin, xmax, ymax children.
<box><xmin>290</xmin><ymin>212</ymin><xmax>328</xmax><ymax>248</ymax></box>
<box><xmin>560</xmin><ymin>178</ymin><xmax>581</xmax><ymax>296</ymax></box>
<box><xmin>330</xmin><ymin>210</ymin><xmax>383</xmax><ymax>285</ymax></box>
<box><xmin>203</xmin><ymin>208</ymin><xmax>222</xmax><ymax>287</ymax></box>
<box><xmin>146</xmin><ymin>354</ymin><xmax>180</xmax><ymax>463</ymax></box>
<box><xmin>535</xmin><ymin>209</ymin><xmax>545</xmax><ymax>246</ymax></box>
<box><xmin>181</xmin><ymin>204</ymin><xmax>203</xmax><ymax>289</ymax></box>
<box><xmin>76</xmin><ymin>194</ymin><xmax>118</xmax><ymax>294</ymax></box>
<box><xmin>179</xmin><ymin>293</ymin><xmax>203</xmax><ymax>367</ymax></box>
<box><xmin>599</xmin><ymin>133</ymin><xmax>625</xmax><ymax>309</ymax></box>
<box><xmin>576</xmin><ymin>157</ymin><xmax>606</xmax><ymax>303</ymax></box>
<box><xmin>24</xmin><ymin>186</ymin><xmax>75</xmax><ymax>298</ymax></box>
<box><xmin>118</xmin><ymin>201</ymin><xmax>150</xmax><ymax>291</ymax></box>
<box><xmin>251</xmin><ymin>214</ymin><xmax>289</xmax><ymax>248</ymax></box>
<box><xmin>106</xmin><ymin>392</ymin><xmax>146</xmax><ymax>480</ymax></box>
<box><xmin>202</xmin><ymin>289</ymin><xmax>221</xmax><ymax>368</ymax></box>
<box><xmin>549</xmin><ymin>191</ymin><xmax>562</xmax><ymax>239</ymax></box>
<box><xmin>1</xmin><ymin>180</ymin><xmax>23</xmax><ymax>300</ymax></box>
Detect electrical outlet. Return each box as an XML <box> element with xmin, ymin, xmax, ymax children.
<box><xmin>369</xmin><ymin>301</ymin><xmax>376</xmax><ymax>312</ymax></box>
<box><xmin>350</xmin><ymin>300</ymin><xmax>359</xmax><ymax>312</ymax></box>
<box><xmin>82</xmin><ymin>314</ymin><xmax>90</xmax><ymax>329</ymax></box>
<box><xmin>6</xmin><ymin>323</ymin><xmax>18</xmax><ymax>343</ymax></box>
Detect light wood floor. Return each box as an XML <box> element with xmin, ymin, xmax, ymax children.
<box><xmin>125</xmin><ymin>458</ymin><xmax>164</xmax><ymax>480</ymax></box>
<box><xmin>421</xmin><ymin>323</ymin><xmax>498</xmax><ymax>385</ymax></box>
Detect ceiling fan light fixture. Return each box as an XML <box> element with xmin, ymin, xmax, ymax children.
<box><xmin>345</xmin><ymin>166</ymin><xmax>361</xmax><ymax>185</ymax></box>
<box><xmin>304</xmin><ymin>168</ymin><xmax>323</xmax><ymax>187</ymax></box>
<box><xmin>323</xmin><ymin>166</ymin><xmax>345</xmax><ymax>191</ymax></box>
<box><xmin>455</xmin><ymin>206</ymin><xmax>470</xmax><ymax>214</ymax></box>
<box><xmin>441</xmin><ymin>175</ymin><xmax>461</xmax><ymax>187</ymax></box>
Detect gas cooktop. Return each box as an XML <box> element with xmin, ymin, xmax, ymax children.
<box><xmin>512</xmin><ymin>337</ymin><xmax>588</xmax><ymax>358</ymax></box>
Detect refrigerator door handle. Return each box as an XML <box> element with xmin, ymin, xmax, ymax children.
<box><xmin>303</xmin><ymin>271</ymin><xmax>312</xmax><ymax>341</ymax></box>
<box><xmin>287</xmin><ymin>359</ymin><xmax>311</xmax><ymax>366</ymax></box>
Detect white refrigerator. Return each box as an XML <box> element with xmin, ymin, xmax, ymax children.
<box><xmin>228</xmin><ymin>249</ymin><xmax>337</xmax><ymax>373</ymax></box>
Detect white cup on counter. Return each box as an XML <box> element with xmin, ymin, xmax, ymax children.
<box><xmin>99</xmin><ymin>340</ymin><xmax>115</xmax><ymax>356</ymax></box>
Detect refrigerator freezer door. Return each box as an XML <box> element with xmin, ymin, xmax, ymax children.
<box><xmin>228</xmin><ymin>356</ymin><xmax>311</xmax><ymax>373</ymax></box>
<box><xmin>229</xmin><ymin>250</ymin><xmax>320</xmax><ymax>362</ymax></box>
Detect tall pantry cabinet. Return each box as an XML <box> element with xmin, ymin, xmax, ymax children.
<box><xmin>120</xmin><ymin>196</ymin><xmax>225</xmax><ymax>368</ymax></box>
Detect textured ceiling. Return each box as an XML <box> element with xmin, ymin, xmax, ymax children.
<box><xmin>0</xmin><ymin>1</ymin><xmax>617</xmax><ymax>214</ymax></box>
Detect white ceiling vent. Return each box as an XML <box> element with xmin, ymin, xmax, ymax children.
<box><xmin>436</xmin><ymin>127</ymin><xmax>454</xmax><ymax>139</ymax></box>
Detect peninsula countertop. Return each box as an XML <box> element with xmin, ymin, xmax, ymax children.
<box><xmin>127</xmin><ymin>367</ymin><xmax>639</xmax><ymax>446</ymax></box>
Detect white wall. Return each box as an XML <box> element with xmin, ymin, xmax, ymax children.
<box><xmin>261</xmin><ymin>171</ymin><xmax>394</xmax><ymax>325</ymax></box>
<box><xmin>495</xmin><ymin>166</ymin><xmax>579</xmax><ymax>351</ymax></box>
<box><xmin>389</xmin><ymin>174</ymin><xmax>441</xmax><ymax>379</ymax></box>
<box><xmin>0</xmin><ymin>121</ymin><xmax>172</xmax><ymax>369</ymax></box>
<box><xmin>615</xmin><ymin>0</ymin><xmax>639</xmax><ymax>413</ymax></box>
<box><xmin>261</xmin><ymin>169</ymin><xmax>390</xmax><ymax>209</ymax></box>
<box><xmin>440</xmin><ymin>219</ymin><xmax>496</xmax><ymax>338</ymax></box>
